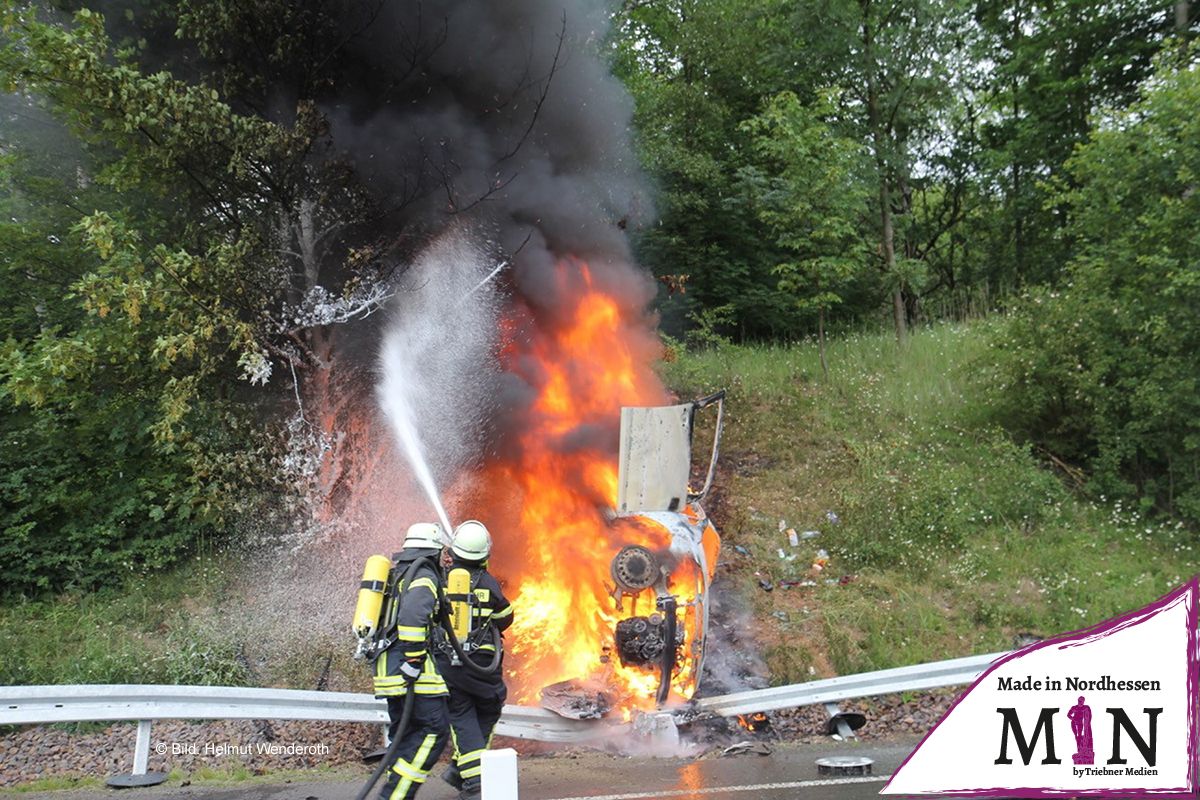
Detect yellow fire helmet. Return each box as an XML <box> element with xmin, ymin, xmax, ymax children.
<box><xmin>451</xmin><ymin>520</ymin><xmax>491</xmax><ymax>561</ymax></box>
<box><xmin>403</xmin><ymin>521</ymin><xmax>445</xmax><ymax>550</ymax></box>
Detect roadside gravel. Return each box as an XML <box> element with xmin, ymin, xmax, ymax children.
<box><xmin>0</xmin><ymin>688</ymin><xmax>958</xmax><ymax>788</ymax></box>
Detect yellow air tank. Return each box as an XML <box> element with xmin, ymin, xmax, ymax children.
<box><xmin>353</xmin><ymin>555</ymin><xmax>392</xmax><ymax>641</ymax></box>
<box><xmin>447</xmin><ymin>567</ymin><xmax>473</xmax><ymax>641</ymax></box>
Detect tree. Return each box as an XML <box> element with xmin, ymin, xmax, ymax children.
<box><xmin>992</xmin><ymin>54</ymin><xmax>1200</xmax><ymax>524</ymax></box>
<box><xmin>739</xmin><ymin>90</ymin><xmax>872</xmax><ymax>375</ymax></box>
<box><xmin>972</xmin><ymin>0</ymin><xmax>1190</xmax><ymax>286</ymax></box>
<box><xmin>1</xmin><ymin>0</ymin><xmax>645</xmax><ymax>592</ymax></box>
<box><xmin>0</xmin><ymin>98</ymin><xmax>267</xmax><ymax>594</ymax></box>
<box><xmin>612</xmin><ymin>0</ymin><xmax>822</xmax><ymax>340</ymax></box>
<box><xmin>0</xmin><ymin>3</ymin><xmax>425</xmax><ymax>589</ymax></box>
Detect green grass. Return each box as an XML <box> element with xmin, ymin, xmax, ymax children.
<box><xmin>2</xmin><ymin>319</ymin><xmax>1194</xmax><ymax>698</ymax></box>
<box><xmin>0</xmin><ymin>556</ymin><xmax>249</xmax><ymax>686</ymax></box>
<box><xmin>663</xmin><ymin>321</ymin><xmax>1196</xmax><ymax>681</ymax></box>
<box><xmin>0</xmin><ymin>765</ymin><xmax>362</xmax><ymax>795</ymax></box>
<box><xmin>0</xmin><ymin>775</ymin><xmax>107</xmax><ymax>794</ymax></box>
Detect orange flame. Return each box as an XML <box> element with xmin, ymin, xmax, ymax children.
<box><xmin>736</xmin><ymin>712</ymin><xmax>770</xmax><ymax>732</ymax></box>
<box><xmin>476</xmin><ymin>258</ymin><xmax>700</xmax><ymax>712</ymax></box>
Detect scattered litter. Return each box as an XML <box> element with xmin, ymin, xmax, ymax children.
<box><xmin>757</xmin><ymin>578</ymin><xmax>773</xmax><ymax>592</ymax></box>
<box><xmin>776</xmin><ymin>547</ymin><xmax>797</xmax><ymax>562</ymax></box>
<box><xmin>838</xmin><ymin>574</ymin><xmax>855</xmax><ymax>585</ymax></box>
<box><xmin>771</xmin><ymin>611</ymin><xmax>789</xmax><ymax>621</ymax></box>
<box><xmin>825</xmin><ymin>510</ymin><xmax>840</xmax><ymax>525</ymax></box>
<box><xmin>778</xmin><ymin>578</ymin><xmax>817</xmax><ymax>589</ymax></box>
<box><xmin>733</xmin><ymin>545</ymin><xmax>750</xmax><ymax>556</ymax></box>
<box><xmin>786</xmin><ymin>528</ymin><xmax>799</xmax><ymax>547</ymax></box>
<box><xmin>812</xmin><ymin>548</ymin><xmax>829</xmax><ymax>572</ymax></box>
<box><xmin>540</xmin><ymin>679</ymin><xmax>614</xmax><ymax>720</ymax></box>
<box><xmin>1013</xmin><ymin>632</ymin><xmax>1043</xmax><ymax>649</ymax></box>
<box><xmin>800</xmin><ymin>530</ymin><xmax>820</xmax><ymax>540</ymax></box>
<box><xmin>778</xmin><ymin>518</ymin><xmax>787</xmax><ymax>532</ymax></box>
<box><xmin>722</xmin><ymin>741</ymin><xmax>772</xmax><ymax>757</ymax></box>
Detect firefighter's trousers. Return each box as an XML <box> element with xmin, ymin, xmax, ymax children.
<box><xmin>379</xmin><ymin>695</ymin><xmax>449</xmax><ymax>800</ymax></box>
<box><xmin>445</xmin><ymin>685</ymin><xmax>506</xmax><ymax>792</ymax></box>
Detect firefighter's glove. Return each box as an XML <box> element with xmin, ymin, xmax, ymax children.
<box><xmin>399</xmin><ymin>659</ymin><xmax>422</xmax><ymax>682</ymax></box>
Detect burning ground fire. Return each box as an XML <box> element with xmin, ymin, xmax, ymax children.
<box><xmin>737</xmin><ymin>712</ymin><xmax>771</xmax><ymax>733</ymax></box>
<box><xmin>471</xmin><ymin>257</ymin><xmax>703</xmax><ymax>715</ymax></box>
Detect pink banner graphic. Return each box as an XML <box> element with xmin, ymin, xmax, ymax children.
<box><xmin>882</xmin><ymin>577</ymin><xmax>1198</xmax><ymax>798</ymax></box>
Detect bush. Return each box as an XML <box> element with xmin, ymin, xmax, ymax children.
<box><xmin>0</xmin><ymin>397</ymin><xmax>212</xmax><ymax>598</ymax></box>
<box><xmin>989</xmin><ymin>57</ymin><xmax>1200</xmax><ymax>525</ymax></box>
<box><xmin>831</xmin><ymin>432</ymin><xmax>1065</xmax><ymax>573</ymax></box>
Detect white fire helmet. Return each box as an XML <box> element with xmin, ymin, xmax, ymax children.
<box><xmin>403</xmin><ymin>522</ymin><xmax>445</xmax><ymax>550</ymax></box>
<box><xmin>451</xmin><ymin>520</ymin><xmax>492</xmax><ymax>562</ymax></box>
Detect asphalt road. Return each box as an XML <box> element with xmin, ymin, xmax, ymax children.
<box><xmin>3</xmin><ymin>738</ymin><xmax>919</xmax><ymax>800</ymax></box>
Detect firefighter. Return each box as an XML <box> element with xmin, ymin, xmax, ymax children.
<box><xmin>373</xmin><ymin>522</ymin><xmax>450</xmax><ymax>800</ymax></box>
<box><xmin>436</xmin><ymin>520</ymin><xmax>514</xmax><ymax>800</ymax></box>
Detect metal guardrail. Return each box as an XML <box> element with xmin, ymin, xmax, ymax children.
<box><xmin>693</xmin><ymin>650</ymin><xmax>1005</xmax><ymax>717</ymax></box>
<box><xmin>0</xmin><ymin>684</ymin><xmax>605</xmax><ymax>742</ymax></box>
<box><xmin>0</xmin><ymin>651</ymin><xmax>1005</xmax><ymax>784</ymax></box>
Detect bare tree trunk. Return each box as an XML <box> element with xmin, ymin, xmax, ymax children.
<box><xmin>297</xmin><ymin>198</ymin><xmax>320</xmax><ymax>290</ymax></box>
<box><xmin>818</xmin><ymin>306</ymin><xmax>829</xmax><ymax>380</ymax></box>
<box><xmin>1011</xmin><ymin>0</ymin><xmax>1026</xmax><ymax>280</ymax></box>
<box><xmin>878</xmin><ymin>172</ymin><xmax>906</xmax><ymax>343</ymax></box>
<box><xmin>863</xmin><ymin>1</ymin><xmax>907</xmax><ymax>345</ymax></box>
<box><xmin>1177</xmin><ymin>0</ymin><xmax>1190</xmax><ymax>33</ymax></box>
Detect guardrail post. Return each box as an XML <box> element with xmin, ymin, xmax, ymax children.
<box><xmin>481</xmin><ymin>748</ymin><xmax>518</xmax><ymax>800</ymax></box>
<box><xmin>823</xmin><ymin>702</ymin><xmax>866</xmax><ymax>740</ymax></box>
<box><xmin>105</xmin><ymin>720</ymin><xmax>168</xmax><ymax>788</ymax></box>
<box><xmin>133</xmin><ymin>719</ymin><xmax>151</xmax><ymax>774</ymax></box>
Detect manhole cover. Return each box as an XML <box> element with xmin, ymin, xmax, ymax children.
<box><xmin>107</xmin><ymin>772</ymin><xmax>169</xmax><ymax>788</ymax></box>
<box><xmin>815</xmin><ymin>756</ymin><xmax>874</xmax><ymax>776</ymax></box>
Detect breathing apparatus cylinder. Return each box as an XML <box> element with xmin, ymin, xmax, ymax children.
<box><xmin>447</xmin><ymin>567</ymin><xmax>473</xmax><ymax>642</ymax></box>
<box><xmin>352</xmin><ymin>555</ymin><xmax>392</xmax><ymax>655</ymax></box>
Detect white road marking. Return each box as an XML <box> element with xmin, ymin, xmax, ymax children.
<box><xmin>543</xmin><ymin>774</ymin><xmax>891</xmax><ymax>800</ymax></box>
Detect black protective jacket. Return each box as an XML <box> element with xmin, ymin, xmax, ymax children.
<box><xmin>433</xmin><ymin>560</ymin><xmax>514</xmax><ymax>697</ymax></box>
<box><xmin>373</xmin><ymin>548</ymin><xmax>446</xmax><ymax>697</ymax></box>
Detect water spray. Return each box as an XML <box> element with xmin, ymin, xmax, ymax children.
<box><xmin>382</xmin><ymin>403</ymin><xmax>454</xmax><ymax>541</ymax></box>
<box><xmin>375</xmin><ymin>231</ymin><xmax>503</xmax><ymax>542</ymax></box>
<box><xmin>464</xmin><ymin>259</ymin><xmax>508</xmax><ymax>299</ymax></box>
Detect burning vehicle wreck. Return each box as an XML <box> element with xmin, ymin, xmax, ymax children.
<box><xmin>539</xmin><ymin>390</ymin><xmax>725</xmax><ymax>718</ymax></box>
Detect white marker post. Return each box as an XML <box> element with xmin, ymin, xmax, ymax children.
<box><xmin>481</xmin><ymin>748</ymin><xmax>519</xmax><ymax>800</ymax></box>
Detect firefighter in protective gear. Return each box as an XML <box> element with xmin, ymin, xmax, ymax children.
<box><xmin>374</xmin><ymin>522</ymin><xmax>450</xmax><ymax>800</ymax></box>
<box><xmin>436</xmin><ymin>520</ymin><xmax>513</xmax><ymax>800</ymax></box>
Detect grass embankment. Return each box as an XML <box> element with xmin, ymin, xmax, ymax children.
<box><xmin>0</xmin><ymin>559</ymin><xmax>248</xmax><ymax>686</ymax></box>
<box><xmin>2</xmin><ymin>320</ymin><xmax>1194</xmax><ymax>691</ymax></box>
<box><xmin>0</xmin><ymin>555</ymin><xmax>354</xmax><ymax>689</ymax></box>
<box><xmin>663</xmin><ymin>320</ymin><xmax>1195</xmax><ymax>683</ymax></box>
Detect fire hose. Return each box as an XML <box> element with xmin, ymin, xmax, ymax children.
<box><xmin>354</xmin><ymin>677</ymin><xmax>415</xmax><ymax>800</ymax></box>
<box><xmin>436</xmin><ymin>594</ymin><xmax>503</xmax><ymax>677</ymax></box>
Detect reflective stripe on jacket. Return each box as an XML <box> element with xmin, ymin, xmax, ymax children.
<box><xmin>374</xmin><ymin>555</ymin><xmax>447</xmax><ymax>697</ymax></box>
